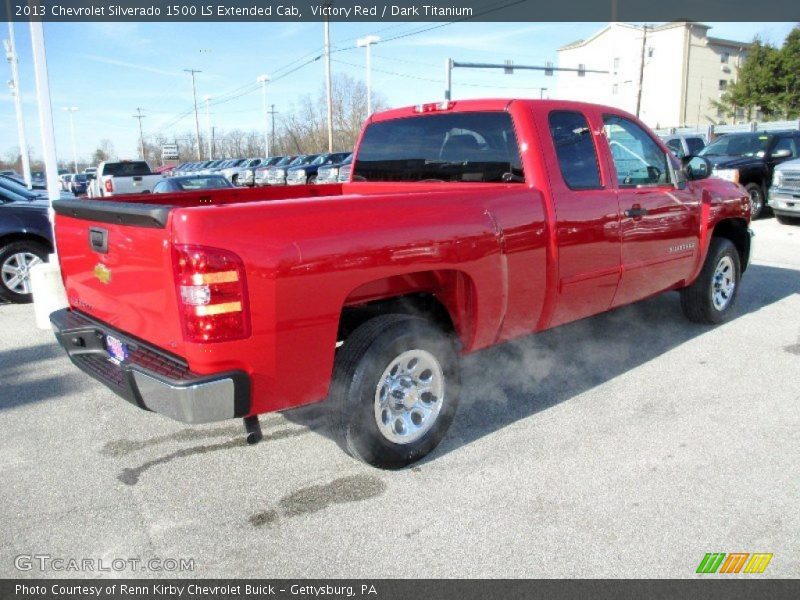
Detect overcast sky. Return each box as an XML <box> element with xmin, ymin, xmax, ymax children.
<box><xmin>1</xmin><ymin>20</ymin><xmax>795</xmax><ymax>163</ymax></box>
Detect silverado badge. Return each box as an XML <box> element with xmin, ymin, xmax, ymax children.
<box><xmin>94</xmin><ymin>263</ymin><xmax>111</xmax><ymax>284</ymax></box>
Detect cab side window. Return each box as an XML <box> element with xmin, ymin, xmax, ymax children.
<box><xmin>603</xmin><ymin>115</ymin><xmax>670</xmax><ymax>187</ymax></box>
<box><xmin>548</xmin><ymin>111</ymin><xmax>602</xmax><ymax>189</ymax></box>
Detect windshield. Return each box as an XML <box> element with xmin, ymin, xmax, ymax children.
<box><xmin>354</xmin><ymin>111</ymin><xmax>524</xmax><ymax>183</ymax></box>
<box><xmin>74</xmin><ymin>174</ymin><xmax>88</xmax><ymax>182</ymax></box>
<box><xmin>700</xmin><ymin>133</ymin><xmax>770</xmax><ymax>157</ymax></box>
<box><xmin>176</xmin><ymin>176</ymin><xmax>231</xmax><ymax>190</ymax></box>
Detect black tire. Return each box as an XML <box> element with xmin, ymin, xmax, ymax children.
<box><xmin>0</xmin><ymin>240</ymin><xmax>49</xmax><ymax>304</ymax></box>
<box><xmin>680</xmin><ymin>238</ymin><xmax>741</xmax><ymax>324</ymax></box>
<box><xmin>330</xmin><ymin>314</ymin><xmax>460</xmax><ymax>469</ymax></box>
<box><xmin>745</xmin><ymin>183</ymin><xmax>765</xmax><ymax>219</ymax></box>
<box><xmin>308</xmin><ymin>176</ymin><xmax>317</xmax><ymax>185</ymax></box>
<box><xmin>231</xmin><ymin>175</ymin><xmax>238</xmax><ymax>186</ymax></box>
<box><xmin>775</xmin><ymin>214</ymin><xmax>799</xmax><ymax>225</ymax></box>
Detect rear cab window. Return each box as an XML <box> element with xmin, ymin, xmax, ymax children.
<box><xmin>102</xmin><ymin>162</ymin><xmax>152</xmax><ymax>177</ymax></box>
<box><xmin>354</xmin><ymin>111</ymin><xmax>524</xmax><ymax>183</ymax></box>
<box><xmin>548</xmin><ymin>111</ymin><xmax>602</xmax><ymax>189</ymax></box>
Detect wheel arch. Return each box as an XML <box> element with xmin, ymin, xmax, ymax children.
<box><xmin>0</xmin><ymin>232</ymin><xmax>54</xmax><ymax>254</ymax></box>
<box><xmin>711</xmin><ymin>217</ymin><xmax>750</xmax><ymax>272</ymax></box>
<box><xmin>338</xmin><ymin>270</ymin><xmax>479</xmax><ymax>351</ymax></box>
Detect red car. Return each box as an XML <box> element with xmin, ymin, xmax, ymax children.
<box><xmin>50</xmin><ymin>99</ymin><xmax>751</xmax><ymax>468</ymax></box>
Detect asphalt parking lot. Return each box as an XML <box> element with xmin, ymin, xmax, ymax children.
<box><xmin>1</xmin><ymin>218</ymin><xmax>798</xmax><ymax>579</ymax></box>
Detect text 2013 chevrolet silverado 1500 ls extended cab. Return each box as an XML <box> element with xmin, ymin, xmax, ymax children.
<box><xmin>50</xmin><ymin>99</ymin><xmax>751</xmax><ymax>468</ymax></box>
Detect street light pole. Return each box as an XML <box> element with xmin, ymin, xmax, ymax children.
<box><xmin>29</xmin><ymin>21</ymin><xmax>59</xmax><ymax>210</ymax></box>
<box><xmin>257</xmin><ymin>75</ymin><xmax>269</xmax><ymax>156</ymax></box>
<box><xmin>184</xmin><ymin>68</ymin><xmax>202</xmax><ymax>159</ymax></box>
<box><xmin>323</xmin><ymin>16</ymin><xmax>333</xmax><ymax>152</ymax></box>
<box><xmin>203</xmin><ymin>95</ymin><xmax>213</xmax><ymax>159</ymax></box>
<box><xmin>356</xmin><ymin>35</ymin><xmax>380</xmax><ymax>116</ymax></box>
<box><xmin>268</xmin><ymin>104</ymin><xmax>278</xmax><ymax>156</ymax></box>
<box><xmin>4</xmin><ymin>17</ymin><xmax>31</xmax><ymax>187</ymax></box>
<box><xmin>61</xmin><ymin>107</ymin><xmax>79</xmax><ymax>172</ymax></box>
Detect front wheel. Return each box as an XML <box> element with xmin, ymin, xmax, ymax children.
<box><xmin>680</xmin><ymin>238</ymin><xmax>741</xmax><ymax>324</ymax></box>
<box><xmin>331</xmin><ymin>315</ymin><xmax>460</xmax><ymax>469</ymax></box>
<box><xmin>745</xmin><ymin>183</ymin><xmax>765</xmax><ymax>219</ymax></box>
<box><xmin>0</xmin><ymin>241</ymin><xmax>49</xmax><ymax>303</ymax></box>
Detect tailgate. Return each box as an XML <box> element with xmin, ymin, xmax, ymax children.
<box><xmin>53</xmin><ymin>199</ymin><xmax>185</xmax><ymax>355</ymax></box>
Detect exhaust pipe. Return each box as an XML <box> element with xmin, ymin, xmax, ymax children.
<box><xmin>243</xmin><ymin>415</ymin><xmax>263</xmax><ymax>445</ymax></box>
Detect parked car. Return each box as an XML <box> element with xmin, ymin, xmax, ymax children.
<box><xmin>286</xmin><ymin>152</ymin><xmax>351</xmax><ymax>185</ymax></box>
<box><xmin>59</xmin><ymin>173</ymin><xmax>74</xmax><ymax>191</ymax></box>
<box><xmin>233</xmin><ymin>157</ymin><xmax>269</xmax><ymax>187</ymax></box>
<box><xmin>83</xmin><ymin>167</ymin><xmax>97</xmax><ymax>177</ymax></box>
<box><xmin>316</xmin><ymin>154</ymin><xmax>353</xmax><ymax>184</ymax></box>
<box><xmin>152</xmin><ymin>174</ymin><xmax>234</xmax><ymax>194</ymax></box>
<box><xmin>50</xmin><ymin>98</ymin><xmax>751</xmax><ymax>468</ymax></box>
<box><xmin>699</xmin><ymin>130</ymin><xmax>800</xmax><ymax>218</ymax></box>
<box><xmin>0</xmin><ymin>175</ymin><xmax>72</xmax><ymax>200</ymax></box>
<box><xmin>769</xmin><ymin>157</ymin><xmax>800</xmax><ymax>225</ymax></box>
<box><xmin>68</xmin><ymin>173</ymin><xmax>89</xmax><ymax>196</ymax></box>
<box><xmin>87</xmin><ymin>161</ymin><xmax>163</xmax><ymax>197</ymax></box>
<box><xmin>337</xmin><ymin>155</ymin><xmax>353</xmax><ymax>182</ymax></box>
<box><xmin>254</xmin><ymin>155</ymin><xmax>297</xmax><ymax>186</ymax></box>
<box><xmin>265</xmin><ymin>155</ymin><xmax>318</xmax><ymax>186</ymax></box>
<box><xmin>0</xmin><ymin>183</ymin><xmax>53</xmax><ymax>303</ymax></box>
<box><xmin>661</xmin><ymin>134</ymin><xmax>706</xmax><ymax>159</ymax></box>
<box><xmin>218</xmin><ymin>159</ymin><xmax>248</xmax><ymax>183</ymax></box>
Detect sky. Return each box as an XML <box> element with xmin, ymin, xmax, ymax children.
<box><xmin>0</xmin><ymin>20</ymin><xmax>796</xmax><ymax>164</ymax></box>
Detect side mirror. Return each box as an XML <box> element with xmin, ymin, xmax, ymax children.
<box><xmin>682</xmin><ymin>155</ymin><xmax>711</xmax><ymax>181</ymax></box>
<box><xmin>771</xmin><ymin>148</ymin><xmax>792</xmax><ymax>159</ymax></box>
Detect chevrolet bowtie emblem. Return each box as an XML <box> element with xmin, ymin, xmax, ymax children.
<box><xmin>94</xmin><ymin>263</ymin><xmax>111</xmax><ymax>284</ymax></box>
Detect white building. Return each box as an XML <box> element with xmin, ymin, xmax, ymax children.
<box><xmin>556</xmin><ymin>22</ymin><xmax>750</xmax><ymax>129</ymax></box>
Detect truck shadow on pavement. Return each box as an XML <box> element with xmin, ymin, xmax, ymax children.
<box><xmin>0</xmin><ymin>342</ymin><xmax>84</xmax><ymax>409</ymax></box>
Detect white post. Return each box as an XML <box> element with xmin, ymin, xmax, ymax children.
<box><xmin>445</xmin><ymin>58</ymin><xmax>453</xmax><ymax>101</ymax></box>
<box><xmin>62</xmin><ymin>107</ymin><xmax>79</xmax><ymax>172</ymax></box>
<box><xmin>357</xmin><ymin>35</ymin><xmax>380</xmax><ymax>116</ymax></box>
<box><xmin>324</xmin><ymin>19</ymin><xmax>333</xmax><ymax>152</ymax></box>
<box><xmin>203</xmin><ymin>95</ymin><xmax>212</xmax><ymax>160</ymax></box>
<box><xmin>5</xmin><ymin>18</ymin><xmax>31</xmax><ymax>187</ymax></box>
<box><xmin>29</xmin><ymin>20</ymin><xmax>67</xmax><ymax>328</ymax></box>
<box><xmin>257</xmin><ymin>75</ymin><xmax>269</xmax><ymax>156</ymax></box>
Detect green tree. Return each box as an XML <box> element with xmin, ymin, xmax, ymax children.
<box><xmin>714</xmin><ymin>27</ymin><xmax>800</xmax><ymax>121</ymax></box>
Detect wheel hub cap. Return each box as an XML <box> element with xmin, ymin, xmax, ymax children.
<box><xmin>1</xmin><ymin>252</ymin><xmax>42</xmax><ymax>295</ymax></box>
<box><xmin>375</xmin><ymin>349</ymin><xmax>445</xmax><ymax>445</ymax></box>
<box><xmin>712</xmin><ymin>255</ymin><xmax>736</xmax><ymax>311</ymax></box>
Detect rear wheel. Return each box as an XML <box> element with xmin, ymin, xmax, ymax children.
<box><xmin>745</xmin><ymin>183</ymin><xmax>765</xmax><ymax>219</ymax></box>
<box><xmin>308</xmin><ymin>176</ymin><xmax>317</xmax><ymax>185</ymax></box>
<box><xmin>330</xmin><ymin>314</ymin><xmax>460</xmax><ymax>469</ymax></box>
<box><xmin>680</xmin><ymin>238</ymin><xmax>741</xmax><ymax>324</ymax></box>
<box><xmin>0</xmin><ymin>241</ymin><xmax>49</xmax><ymax>304</ymax></box>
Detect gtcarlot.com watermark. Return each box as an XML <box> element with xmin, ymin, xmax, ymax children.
<box><xmin>14</xmin><ymin>554</ymin><xmax>195</xmax><ymax>573</ymax></box>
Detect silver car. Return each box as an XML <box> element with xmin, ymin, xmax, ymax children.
<box><xmin>770</xmin><ymin>157</ymin><xmax>800</xmax><ymax>224</ymax></box>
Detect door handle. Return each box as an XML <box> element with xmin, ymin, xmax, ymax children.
<box><xmin>624</xmin><ymin>206</ymin><xmax>648</xmax><ymax>218</ymax></box>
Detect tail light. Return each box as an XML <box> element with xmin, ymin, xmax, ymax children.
<box><xmin>104</xmin><ymin>179</ymin><xmax>114</xmax><ymax>193</ymax></box>
<box><xmin>414</xmin><ymin>101</ymin><xmax>454</xmax><ymax>113</ymax></box>
<box><xmin>172</xmin><ymin>244</ymin><xmax>250</xmax><ymax>343</ymax></box>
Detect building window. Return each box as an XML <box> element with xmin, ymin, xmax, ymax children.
<box><xmin>719</xmin><ymin>80</ymin><xmax>728</xmax><ymax>91</ymax></box>
<box><xmin>721</xmin><ymin>51</ymin><xmax>730</xmax><ymax>64</ymax></box>
<box><xmin>613</xmin><ymin>57</ymin><xmax>620</xmax><ymax>70</ymax></box>
<box><xmin>612</xmin><ymin>83</ymin><xmax>618</xmax><ymax>95</ymax></box>
<box><xmin>716</xmin><ymin>107</ymin><xmax>725</xmax><ymax>118</ymax></box>
<box><xmin>647</xmin><ymin>47</ymin><xmax>654</xmax><ymax>58</ymax></box>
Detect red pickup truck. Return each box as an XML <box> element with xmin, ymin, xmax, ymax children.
<box><xmin>50</xmin><ymin>99</ymin><xmax>751</xmax><ymax>468</ymax></box>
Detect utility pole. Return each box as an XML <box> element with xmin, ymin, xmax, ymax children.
<box><xmin>636</xmin><ymin>25</ymin><xmax>648</xmax><ymax>118</ymax></box>
<box><xmin>203</xmin><ymin>95</ymin><xmax>212</xmax><ymax>159</ymax></box>
<box><xmin>4</xmin><ymin>15</ymin><xmax>31</xmax><ymax>187</ymax></box>
<box><xmin>323</xmin><ymin>5</ymin><xmax>333</xmax><ymax>152</ymax></box>
<box><xmin>132</xmin><ymin>107</ymin><xmax>145</xmax><ymax>160</ymax></box>
<box><xmin>184</xmin><ymin>68</ymin><xmax>202</xmax><ymax>159</ymax></box>
<box><xmin>356</xmin><ymin>35</ymin><xmax>380</xmax><ymax>115</ymax></box>
<box><xmin>539</xmin><ymin>87</ymin><xmax>548</xmax><ymax>99</ymax></box>
<box><xmin>268</xmin><ymin>104</ymin><xmax>278</xmax><ymax>156</ymax></box>
<box><xmin>257</xmin><ymin>75</ymin><xmax>269</xmax><ymax>156</ymax></box>
<box><xmin>62</xmin><ymin>107</ymin><xmax>79</xmax><ymax>172</ymax></box>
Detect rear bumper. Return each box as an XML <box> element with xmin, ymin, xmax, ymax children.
<box><xmin>50</xmin><ymin>309</ymin><xmax>250</xmax><ymax>424</ymax></box>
